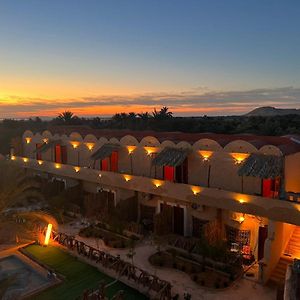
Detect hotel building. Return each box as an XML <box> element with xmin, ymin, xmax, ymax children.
<box><xmin>12</xmin><ymin>127</ymin><xmax>300</xmax><ymax>285</ymax></box>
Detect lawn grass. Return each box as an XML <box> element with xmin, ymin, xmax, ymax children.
<box><xmin>24</xmin><ymin>244</ymin><xmax>147</xmax><ymax>300</ymax></box>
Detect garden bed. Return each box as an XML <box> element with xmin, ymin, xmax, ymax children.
<box><xmin>79</xmin><ymin>223</ymin><xmax>138</xmax><ymax>249</ymax></box>
<box><xmin>149</xmin><ymin>249</ymin><xmax>242</xmax><ymax>289</ymax></box>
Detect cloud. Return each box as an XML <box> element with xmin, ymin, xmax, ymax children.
<box><xmin>0</xmin><ymin>86</ymin><xmax>299</xmax><ymax>118</ymax></box>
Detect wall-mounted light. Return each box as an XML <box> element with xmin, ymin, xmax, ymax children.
<box><xmin>85</xmin><ymin>143</ymin><xmax>95</xmax><ymax>151</ymax></box>
<box><xmin>23</xmin><ymin>157</ymin><xmax>28</xmax><ymax>163</ymax></box>
<box><xmin>25</xmin><ymin>137</ymin><xmax>31</xmax><ymax>144</ymax></box>
<box><xmin>231</xmin><ymin>153</ymin><xmax>249</xmax><ymax>165</ymax></box>
<box><xmin>99</xmin><ymin>173</ymin><xmax>102</xmax><ymax>178</ymax></box>
<box><xmin>74</xmin><ymin>166</ymin><xmax>80</xmax><ymax>173</ymax></box>
<box><xmin>191</xmin><ymin>186</ymin><xmax>201</xmax><ymax>195</ymax></box>
<box><xmin>11</xmin><ymin>155</ymin><xmax>16</xmax><ymax>161</ymax></box>
<box><xmin>42</xmin><ymin>138</ymin><xmax>49</xmax><ymax>144</ymax></box>
<box><xmin>37</xmin><ymin>160</ymin><xmax>43</xmax><ymax>165</ymax></box>
<box><xmin>144</xmin><ymin>146</ymin><xmax>156</xmax><ymax>156</ymax></box>
<box><xmin>153</xmin><ymin>179</ymin><xmax>163</xmax><ymax>188</ymax></box>
<box><xmin>124</xmin><ymin>174</ymin><xmax>131</xmax><ymax>182</ymax></box>
<box><xmin>55</xmin><ymin>163</ymin><xmax>61</xmax><ymax>169</ymax></box>
<box><xmin>238</xmin><ymin>214</ymin><xmax>245</xmax><ymax>223</ymax></box>
<box><xmin>71</xmin><ymin>141</ymin><xmax>80</xmax><ymax>149</ymax></box>
<box><xmin>199</xmin><ymin>150</ymin><xmax>213</xmax><ymax>162</ymax></box>
<box><xmin>127</xmin><ymin>146</ymin><xmax>136</xmax><ymax>155</ymax></box>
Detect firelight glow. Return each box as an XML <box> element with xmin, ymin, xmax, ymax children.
<box><xmin>44</xmin><ymin>223</ymin><xmax>52</xmax><ymax>246</ymax></box>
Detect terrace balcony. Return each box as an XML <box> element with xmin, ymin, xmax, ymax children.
<box><xmin>11</xmin><ymin>156</ymin><xmax>300</xmax><ymax>226</ymax></box>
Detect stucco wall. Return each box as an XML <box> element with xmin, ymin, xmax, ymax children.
<box><xmin>263</xmin><ymin>221</ymin><xmax>295</xmax><ymax>282</ymax></box>
<box><xmin>22</xmin><ymin>130</ymin><xmax>290</xmax><ymax>197</ymax></box>
<box><xmin>285</xmin><ymin>152</ymin><xmax>300</xmax><ymax>193</ymax></box>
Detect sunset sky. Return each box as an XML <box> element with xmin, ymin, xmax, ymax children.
<box><xmin>0</xmin><ymin>0</ymin><xmax>299</xmax><ymax>118</ymax></box>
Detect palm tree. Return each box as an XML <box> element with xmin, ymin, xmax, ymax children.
<box><xmin>57</xmin><ymin>111</ymin><xmax>77</xmax><ymax>123</ymax></box>
<box><xmin>138</xmin><ymin>112</ymin><xmax>152</xmax><ymax>121</ymax></box>
<box><xmin>0</xmin><ymin>160</ymin><xmax>42</xmax><ymax>214</ymax></box>
<box><xmin>152</xmin><ymin>106</ymin><xmax>173</xmax><ymax>120</ymax></box>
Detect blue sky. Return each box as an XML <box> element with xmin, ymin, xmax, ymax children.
<box><xmin>0</xmin><ymin>0</ymin><xmax>299</xmax><ymax>117</ymax></box>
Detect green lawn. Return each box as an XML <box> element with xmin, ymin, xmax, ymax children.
<box><xmin>24</xmin><ymin>245</ymin><xmax>147</xmax><ymax>300</ymax></box>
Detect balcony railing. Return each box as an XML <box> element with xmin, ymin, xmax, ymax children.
<box><xmin>10</xmin><ymin>156</ymin><xmax>300</xmax><ymax>225</ymax></box>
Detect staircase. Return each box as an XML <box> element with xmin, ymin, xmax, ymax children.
<box><xmin>268</xmin><ymin>226</ymin><xmax>300</xmax><ymax>285</ymax></box>
<box><xmin>268</xmin><ymin>256</ymin><xmax>293</xmax><ymax>285</ymax></box>
<box><xmin>285</xmin><ymin>226</ymin><xmax>300</xmax><ymax>257</ymax></box>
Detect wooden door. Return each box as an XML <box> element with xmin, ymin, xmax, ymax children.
<box><xmin>258</xmin><ymin>226</ymin><xmax>268</xmax><ymax>261</ymax></box>
<box><xmin>173</xmin><ymin>206</ymin><xmax>184</xmax><ymax>235</ymax></box>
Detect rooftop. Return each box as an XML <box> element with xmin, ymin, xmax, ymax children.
<box><xmin>41</xmin><ymin>126</ymin><xmax>300</xmax><ymax>155</ymax></box>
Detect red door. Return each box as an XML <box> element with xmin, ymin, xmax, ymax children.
<box><xmin>110</xmin><ymin>151</ymin><xmax>118</xmax><ymax>172</ymax></box>
<box><xmin>55</xmin><ymin>145</ymin><xmax>62</xmax><ymax>163</ymax></box>
<box><xmin>36</xmin><ymin>143</ymin><xmax>42</xmax><ymax>160</ymax></box>
<box><xmin>262</xmin><ymin>178</ymin><xmax>280</xmax><ymax>198</ymax></box>
<box><xmin>164</xmin><ymin>166</ymin><xmax>175</xmax><ymax>181</ymax></box>
<box><xmin>262</xmin><ymin>179</ymin><xmax>273</xmax><ymax>197</ymax></box>
<box><xmin>61</xmin><ymin>146</ymin><xmax>67</xmax><ymax>164</ymax></box>
<box><xmin>101</xmin><ymin>158</ymin><xmax>109</xmax><ymax>171</ymax></box>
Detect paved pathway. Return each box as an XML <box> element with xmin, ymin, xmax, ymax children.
<box><xmin>59</xmin><ymin>224</ymin><xmax>276</xmax><ymax>300</ymax></box>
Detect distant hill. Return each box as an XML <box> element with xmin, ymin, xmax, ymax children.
<box><xmin>245</xmin><ymin>106</ymin><xmax>300</xmax><ymax>117</ymax></box>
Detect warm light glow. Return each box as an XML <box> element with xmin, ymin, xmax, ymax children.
<box><xmin>55</xmin><ymin>163</ymin><xmax>61</xmax><ymax>169</ymax></box>
<box><xmin>191</xmin><ymin>186</ymin><xmax>201</xmax><ymax>195</ymax></box>
<box><xmin>239</xmin><ymin>215</ymin><xmax>245</xmax><ymax>223</ymax></box>
<box><xmin>42</xmin><ymin>138</ymin><xmax>49</xmax><ymax>144</ymax></box>
<box><xmin>85</xmin><ymin>143</ymin><xmax>95</xmax><ymax>151</ymax></box>
<box><xmin>37</xmin><ymin>160</ymin><xmax>43</xmax><ymax>165</ymax></box>
<box><xmin>23</xmin><ymin>157</ymin><xmax>28</xmax><ymax>163</ymax></box>
<box><xmin>74</xmin><ymin>166</ymin><xmax>80</xmax><ymax>173</ymax></box>
<box><xmin>44</xmin><ymin>223</ymin><xmax>52</xmax><ymax>246</ymax></box>
<box><xmin>231</xmin><ymin>153</ymin><xmax>249</xmax><ymax>164</ymax></box>
<box><xmin>124</xmin><ymin>174</ymin><xmax>132</xmax><ymax>182</ymax></box>
<box><xmin>153</xmin><ymin>179</ymin><xmax>163</xmax><ymax>188</ymax></box>
<box><xmin>11</xmin><ymin>155</ymin><xmax>16</xmax><ymax>161</ymax></box>
<box><xmin>99</xmin><ymin>173</ymin><xmax>102</xmax><ymax>178</ymax></box>
<box><xmin>127</xmin><ymin>145</ymin><xmax>136</xmax><ymax>155</ymax></box>
<box><xmin>144</xmin><ymin>146</ymin><xmax>157</xmax><ymax>156</ymax></box>
<box><xmin>239</xmin><ymin>198</ymin><xmax>245</xmax><ymax>204</ymax></box>
<box><xmin>199</xmin><ymin>150</ymin><xmax>213</xmax><ymax>161</ymax></box>
<box><xmin>25</xmin><ymin>137</ymin><xmax>31</xmax><ymax>144</ymax></box>
<box><xmin>71</xmin><ymin>141</ymin><xmax>80</xmax><ymax>149</ymax></box>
